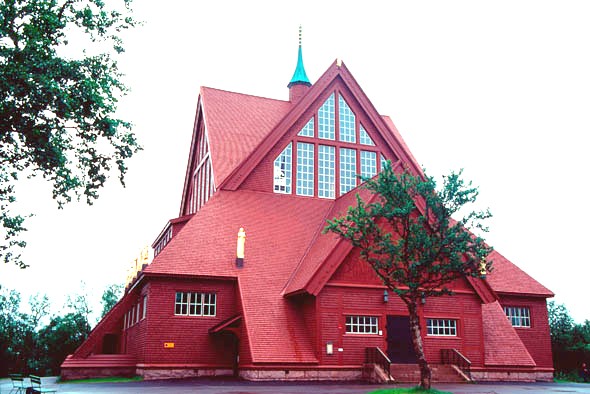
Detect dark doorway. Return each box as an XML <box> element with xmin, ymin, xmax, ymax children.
<box><xmin>102</xmin><ymin>333</ymin><xmax>118</xmax><ymax>354</ymax></box>
<box><xmin>386</xmin><ymin>316</ymin><xmax>417</xmax><ymax>363</ymax></box>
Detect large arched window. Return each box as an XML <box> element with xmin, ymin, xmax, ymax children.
<box><xmin>273</xmin><ymin>91</ymin><xmax>386</xmax><ymax>198</ymax></box>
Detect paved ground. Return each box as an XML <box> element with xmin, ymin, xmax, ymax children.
<box><xmin>1</xmin><ymin>376</ymin><xmax>590</xmax><ymax>394</ymax></box>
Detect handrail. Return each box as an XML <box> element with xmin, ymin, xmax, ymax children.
<box><xmin>366</xmin><ymin>347</ymin><xmax>392</xmax><ymax>380</ymax></box>
<box><xmin>441</xmin><ymin>348</ymin><xmax>472</xmax><ymax>380</ymax></box>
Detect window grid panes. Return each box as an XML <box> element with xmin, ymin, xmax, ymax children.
<box><xmin>340</xmin><ymin>148</ymin><xmax>357</xmax><ymax>195</ymax></box>
<box><xmin>318</xmin><ymin>145</ymin><xmax>335</xmax><ymax>198</ymax></box>
<box><xmin>175</xmin><ymin>292</ymin><xmax>216</xmax><ymax>316</ymax></box>
<box><xmin>504</xmin><ymin>306</ymin><xmax>530</xmax><ymax>327</ymax></box>
<box><xmin>427</xmin><ymin>319</ymin><xmax>457</xmax><ymax>336</ymax></box>
<box><xmin>297</xmin><ymin>118</ymin><xmax>314</xmax><ymax>137</ymax></box>
<box><xmin>338</xmin><ymin>96</ymin><xmax>355</xmax><ymax>143</ymax></box>
<box><xmin>380</xmin><ymin>155</ymin><xmax>388</xmax><ymax>171</ymax></box>
<box><xmin>273</xmin><ymin>143</ymin><xmax>292</xmax><ymax>194</ymax></box>
<box><xmin>296</xmin><ymin>142</ymin><xmax>314</xmax><ymax>196</ymax></box>
<box><xmin>359</xmin><ymin>125</ymin><xmax>375</xmax><ymax>145</ymax></box>
<box><xmin>345</xmin><ymin>315</ymin><xmax>378</xmax><ymax>334</ymax></box>
<box><xmin>318</xmin><ymin>94</ymin><xmax>335</xmax><ymax>140</ymax></box>
<box><xmin>360</xmin><ymin>150</ymin><xmax>377</xmax><ymax>179</ymax></box>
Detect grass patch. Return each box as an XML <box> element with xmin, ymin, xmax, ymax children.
<box><xmin>59</xmin><ymin>376</ymin><xmax>143</xmax><ymax>384</ymax></box>
<box><xmin>368</xmin><ymin>387</ymin><xmax>453</xmax><ymax>394</ymax></box>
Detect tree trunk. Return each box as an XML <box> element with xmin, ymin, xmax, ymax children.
<box><xmin>408</xmin><ymin>300</ymin><xmax>431</xmax><ymax>390</ymax></box>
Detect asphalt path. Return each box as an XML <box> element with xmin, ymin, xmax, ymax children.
<box><xmin>2</xmin><ymin>377</ymin><xmax>590</xmax><ymax>394</ymax></box>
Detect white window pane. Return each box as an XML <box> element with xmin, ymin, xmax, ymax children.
<box><xmin>318</xmin><ymin>145</ymin><xmax>335</xmax><ymax>198</ymax></box>
<box><xmin>318</xmin><ymin>94</ymin><xmax>335</xmax><ymax>140</ymax></box>
<box><xmin>273</xmin><ymin>143</ymin><xmax>292</xmax><ymax>194</ymax></box>
<box><xmin>296</xmin><ymin>142</ymin><xmax>314</xmax><ymax>196</ymax></box>
<box><xmin>338</xmin><ymin>96</ymin><xmax>355</xmax><ymax>143</ymax></box>
<box><xmin>360</xmin><ymin>151</ymin><xmax>377</xmax><ymax>179</ymax></box>
<box><xmin>297</xmin><ymin>118</ymin><xmax>314</xmax><ymax>137</ymax></box>
<box><xmin>360</xmin><ymin>125</ymin><xmax>375</xmax><ymax>146</ymax></box>
<box><xmin>340</xmin><ymin>148</ymin><xmax>357</xmax><ymax>195</ymax></box>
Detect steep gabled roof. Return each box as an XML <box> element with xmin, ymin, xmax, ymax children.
<box><xmin>221</xmin><ymin>60</ymin><xmax>424</xmax><ymax>191</ymax></box>
<box><xmin>145</xmin><ymin>190</ymin><xmax>333</xmax><ymax>363</ymax></box>
<box><xmin>485</xmin><ymin>250</ymin><xmax>554</xmax><ymax>297</ymax></box>
<box><xmin>179</xmin><ymin>88</ymin><xmax>292</xmax><ymax>211</ymax></box>
<box><xmin>482</xmin><ymin>301</ymin><xmax>536</xmax><ymax>367</ymax></box>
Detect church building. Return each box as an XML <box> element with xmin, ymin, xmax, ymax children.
<box><xmin>61</xmin><ymin>37</ymin><xmax>554</xmax><ymax>383</ymax></box>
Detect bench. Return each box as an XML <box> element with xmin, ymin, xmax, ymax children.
<box><xmin>8</xmin><ymin>374</ymin><xmax>26</xmax><ymax>394</ymax></box>
<box><xmin>28</xmin><ymin>375</ymin><xmax>57</xmax><ymax>393</ymax></box>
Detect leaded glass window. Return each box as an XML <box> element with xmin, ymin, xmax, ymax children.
<box><xmin>345</xmin><ymin>315</ymin><xmax>378</xmax><ymax>334</ymax></box>
<box><xmin>360</xmin><ymin>124</ymin><xmax>375</xmax><ymax>145</ymax></box>
<box><xmin>273</xmin><ymin>143</ymin><xmax>292</xmax><ymax>194</ymax></box>
<box><xmin>339</xmin><ymin>96</ymin><xmax>355</xmax><ymax>143</ymax></box>
<box><xmin>296</xmin><ymin>142</ymin><xmax>314</xmax><ymax>196</ymax></box>
<box><xmin>318</xmin><ymin>145</ymin><xmax>335</xmax><ymax>198</ymax></box>
<box><xmin>318</xmin><ymin>93</ymin><xmax>335</xmax><ymax>140</ymax></box>
<box><xmin>297</xmin><ymin>118</ymin><xmax>314</xmax><ymax>137</ymax></box>
<box><xmin>175</xmin><ymin>292</ymin><xmax>216</xmax><ymax>317</ymax></box>
<box><xmin>340</xmin><ymin>148</ymin><xmax>357</xmax><ymax>195</ymax></box>
<box><xmin>360</xmin><ymin>151</ymin><xmax>377</xmax><ymax>179</ymax></box>
<box><xmin>504</xmin><ymin>306</ymin><xmax>530</xmax><ymax>328</ymax></box>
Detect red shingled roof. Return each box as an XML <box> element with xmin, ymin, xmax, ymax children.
<box><xmin>486</xmin><ymin>250</ymin><xmax>553</xmax><ymax>297</ymax></box>
<box><xmin>201</xmin><ymin>87</ymin><xmax>292</xmax><ymax>188</ymax></box>
<box><xmin>145</xmin><ymin>190</ymin><xmax>333</xmax><ymax>363</ymax></box>
<box><xmin>482</xmin><ymin>301</ymin><xmax>536</xmax><ymax>367</ymax></box>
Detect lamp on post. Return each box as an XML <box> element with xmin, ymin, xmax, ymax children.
<box><xmin>383</xmin><ymin>289</ymin><xmax>389</xmax><ymax>303</ymax></box>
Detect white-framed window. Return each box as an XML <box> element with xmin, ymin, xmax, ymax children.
<box><xmin>340</xmin><ymin>148</ymin><xmax>357</xmax><ymax>195</ymax></box>
<box><xmin>298</xmin><ymin>118</ymin><xmax>314</xmax><ymax>137</ymax></box>
<box><xmin>345</xmin><ymin>315</ymin><xmax>379</xmax><ymax>334</ymax></box>
<box><xmin>318</xmin><ymin>145</ymin><xmax>335</xmax><ymax>198</ymax></box>
<box><xmin>273</xmin><ymin>143</ymin><xmax>292</xmax><ymax>193</ymax></box>
<box><xmin>504</xmin><ymin>306</ymin><xmax>530</xmax><ymax>328</ymax></box>
<box><xmin>318</xmin><ymin>93</ymin><xmax>335</xmax><ymax>140</ymax></box>
<box><xmin>338</xmin><ymin>96</ymin><xmax>355</xmax><ymax>143</ymax></box>
<box><xmin>360</xmin><ymin>150</ymin><xmax>377</xmax><ymax>179</ymax></box>
<box><xmin>175</xmin><ymin>292</ymin><xmax>216</xmax><ymax>317</ymax></box>
<box><xmin>142</xmin><ymin>295</ymin><xmax>147</xmax><ymax>320</ymax></box>
<box><xmin>136</xmin><ymin>302</ymin><xmax>141</xmax><ymax>322</ymax></box>
<box><xmin>427</xmin><ymin>319</ymin><xmax>457</xmax><ymax>336</ymax></box>
<box><xmin>296</xmin><ymin>142</ymin><xmax>314</xmax><ymax>196</ymax></box>
<box><xmin>360</xmin><ymin>124</ymin><xmax>375</xmax><ymax>146</ymax></box>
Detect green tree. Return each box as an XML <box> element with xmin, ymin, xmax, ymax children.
<box><xmin>548</xmin><ymin>301</ymin><xmax>590</xmax><ymax>377</ymax></box>
<box><xmin>0</xmin><ymin>285</ymin><xmax>34</xmax><ymax>376</ymax></box>
<box><xmin>100</xmin><ymin>282</ymin><xmax>122</xmax><ymax>318</ymax></box>
<box><xmin>0</xmin><ymin>0</ymin><xmax>141</xmax><ymax>268</ymax></box>
<box><xmin>324</xmin><ymin>164</ymin><xmax>492</xmax><ymax>389</ymax></box>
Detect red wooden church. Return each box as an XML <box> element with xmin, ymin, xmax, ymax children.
<box><xmin>61</xmin><ymin>40</ymin><xmax>554</xmax><ymax>383</ymax></box>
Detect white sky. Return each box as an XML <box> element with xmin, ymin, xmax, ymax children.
<box><xmin>1</xmin><ymin>0</ymin><xmax>588</xmax><ymax>324</ymax></box>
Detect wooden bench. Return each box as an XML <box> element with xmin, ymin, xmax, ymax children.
<box><xmin>29</xmin><ymin>375</ymin><xmax>57</xmax><ymax>393</ymax></box>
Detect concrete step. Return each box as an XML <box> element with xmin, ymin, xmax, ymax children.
<box><xmin>389</xmin><ymin>363</ymin><xmax>467</xmax><ymax>383</ymax></box>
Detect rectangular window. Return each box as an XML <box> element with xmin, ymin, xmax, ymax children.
<box><xmin>338</xmin><ymin>96</ymin><xmax>355</xmax><ymax>143</ymax></box>
<box><xmin>360</xmin><ymin>151</ymin><xmax>377</xmax><ymax>180</ymax></box>
<box><xmin>175</xmin><ymin>292</ymin><xmax>216</xmax><ymax>317</ymax></box>
<box><xmin>340</xmin><ymin>148</ymin><xmax>357</xmax><ymax>195</ymax></box>
<box><xmin>273</xmin><ymin>143</ymin><xmax>292</xmax><ymax>193</ymax></box>
<box><xmin>142</xmin><ymin>296</ymin><xmax>147</xmax><ymax>320</ymax></box>
<box><xmin>136</xmin><ymin>302</ymin><xmax>141</xmax><ymax>323</ymax></box>
<box><xmin>318</xmin><ymin>145</ymin><xmax>335</xmax><ymax>198</ymax></box>
<box><xmin>427</xmin><ymin>319</ymin><xmax>457</xmax><ymax>336</ymax></box>
<box><xmin>345</xmin><ymin>315</ymin><xmax>378</xmax><ymax>334</ymax></box>
<box><xmin>504</xmin><ymin>306</ymin><xmax>530</xmax><ymax>327</ymax></box>
<box><xmin>318</xmin><ymin>93</ymin><xmax>335</xmax><ymax>140</ymax></box>
<box><xmin>296</xmin><ymin>142</ymin><xmax>314</xmax><ymax>196</ymax></box>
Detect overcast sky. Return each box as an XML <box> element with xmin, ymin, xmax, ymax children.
<box><xmin>2</xmin><ymin>0</ymin><xmax>588</xmax><ymax>324</ymax></box>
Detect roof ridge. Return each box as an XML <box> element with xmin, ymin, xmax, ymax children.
<box><xmin>201</xmin><ymin>86</ymin><xmax>289</xmax><ymax>103</ymax></box>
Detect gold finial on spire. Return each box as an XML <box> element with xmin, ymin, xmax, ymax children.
<box><xmin>298</xmin><ymin>25</ymin><xmax>302</xmax><ymax>47</ymax></box>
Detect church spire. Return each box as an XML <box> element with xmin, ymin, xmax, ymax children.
<box><xmin>288</xmin><ymin>26</ymin><xmax>311</xmax><ymax>102</ymax></box>
<box><xmin>288</xmin><ymin>26</ymin><xmax>311</xmax><ymax>88</ymax></box>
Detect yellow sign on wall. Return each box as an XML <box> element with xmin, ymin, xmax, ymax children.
<box><xmin>164</xmin><ymin>342</ymin><xmax>175</xmax><ymax>349</ymax></box>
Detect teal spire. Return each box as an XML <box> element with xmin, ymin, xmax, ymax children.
<box><xmin>288</xmin><ymin>26</ymin><xmax>311</xmax><ymax>88</ymax></box>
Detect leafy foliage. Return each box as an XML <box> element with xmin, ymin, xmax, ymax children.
<box><xmin>100</xmin><ymin>282</ymin><xmax>122</xmax><ymax>318</ymax></box>
<box><xmin>0</xmin><ymin>0</ymin><xmax>140</xmax><ymax>267</ymax></box>
<box><xmin>324</xmin><ymin>163</ymin><xmax>492</xmax><ymax>389</ymax></box>
<box><xmin>548</xmin><ymin>301</ymin><xmax>590</xmax><ymax>377</ymax></box>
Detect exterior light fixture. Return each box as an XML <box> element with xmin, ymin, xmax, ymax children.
<box><xmin>383</xmin><ymin>289</ymin><xmax>389</xmax><ymax>303</ymax></box>
<box><xmin>236</xmin><ymin>227</ymin><xmax>246</xmax><ymax>268</ymax></box>
<box><xmin>421</xmin><ymin>292</ymin><xmax>426</xmax><ymax>305</ymax></box>
<box><xmin>326</xmin><ymin>342</ymin><xmax>333</xmax><ymax>355</ymax></box>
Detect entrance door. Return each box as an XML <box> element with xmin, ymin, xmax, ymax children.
<box><xmin>386</xmin><ymin>316</ymin><xmax>417</xmax><ymax>363</ymax></box>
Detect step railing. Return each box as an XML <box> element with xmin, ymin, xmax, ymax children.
<box><xmin>440</xmin><ymin>348</ymin><xmax>472</xmax><ymax>380</ymax></box>
<box><xmin>365</xmin><ymin>347</ymin><xmax>393</xmax><ymax>381</ymax></box>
